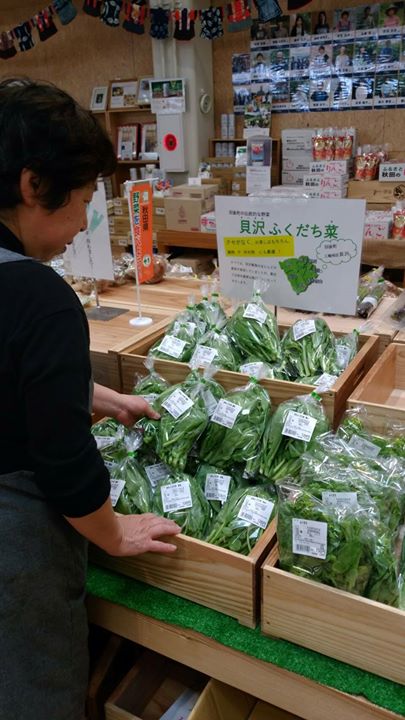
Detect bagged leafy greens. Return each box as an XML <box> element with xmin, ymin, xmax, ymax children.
<box><xmin>152</xmin><ymin>472</ymin><xmax>211</xmax><ymax>538</ymax></box>
<box><xmin>194</xmin><ymin>463</ymin><xmax>245</xmax><ymax>516</ymax></box>
<box><xmin>334</xmin><ymin>330</ymin><xmax>359</xmax><ymax>372</ymax></box>
<box><xmin>205</xmin><ymin>485</ymin><xmax>277</xmax><ymax>555</ymax></box>
<box><xmin>131</xmin><ymin>356</ymin><xmax>170</xmax><ymax>403</ymax></box>
<box><xmin>91</xmin><ymin>418</ymin><xmax>127</xmax><ymax>469</ymax></box>
<box><xmin>226</xmin><ymin>289</ymin><xmax>281</xmax><ymax>364</ymax></box>
<box><xmin>111</xmin><ymin>432</ymin><xmax>152</xmax><ymax>515</ymax></box>
<box><xmin>148</xmin><ymin>320</ymin><xmax>199</xmax><ymax>363</ymax></box>
<box><xmin>199</xmin><ymin>378</ymin><xmax>270</xmax><ymax>470</ymax></box>
<box><xmin>338</xmin><ymin>408</ymin><xmax>405</xmax><ymax>461</ymax></box>
<box><xmin>239</xmin><ymin>359</ymin><xmax>287</xmax><ymax>380</ymax></box>
<box><xmin>194</xmin><ymin>282</ymin><xmax>227</xmax><ymax>331</ymax></box>
<box><xmin>280</xmin><ymin>318</ymin><xmax>337</xmax><ymax>380</ymax></box>
<box><xmin>258</xmin><ymin>393</ymin><xmax>330</xmax><ymax>481</ymax></box>
<box><xmin>191</xmin><ymin>327</ymin><xmax>239</xmax><ymax>372</ymax></box>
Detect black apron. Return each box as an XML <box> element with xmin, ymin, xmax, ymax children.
<box><xmin>0</xmin><ymin>248</ymin><xmax>88</xmax><ymax>720</ymax></box>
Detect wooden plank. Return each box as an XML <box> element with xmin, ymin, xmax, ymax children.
<box><xmin>261</xmin><ymin>564</ymin><xmax>405</xmax><ymax>687</ymax></box>
<box><xmin>395</xmin><ymin>330</ymin><xmax>405</xmax><ymax>344</ymax></box>
<box><xmin>90</xmin><ymin>519</ymin><xmax>277</xmax><ymax>629</ymax></box>
<box><xmin>362</xmin><ymin>238</ymin><xmax>405</xmax><ymax>270</ymax></box>
<box><xmin>156</xmin><ymin>230</ymin><xmax>217</xmax><ymax>253</ymax></box>
<box><xmin>87</xmin><ymin>597</ymin><xmax>404</xmax><ymax>720</ymax></box>
<box><xmin>189</xmin><ymin>679</ymin><xmax>256</xmax><ymax>720</ymax></box>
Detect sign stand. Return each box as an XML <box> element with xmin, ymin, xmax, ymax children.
<box><xmin>130</xmin><ymin>258</ymin><xmax>153</xmax><ymax>328</ymax></box>
<box><xmin>83</xmin><ymin>229</ymin><xmax>127</xmax><ymax>322</ymax></box>
<box><xmin>126</xmin><ymin>180</ymin><xmax>154</xmax><ymax>328</ymax></box>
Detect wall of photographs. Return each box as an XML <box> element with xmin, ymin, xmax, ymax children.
<box><xmin>232</xmin><ymin>2</ymin><xmax>405</xmax><ymax>120</ymax></box>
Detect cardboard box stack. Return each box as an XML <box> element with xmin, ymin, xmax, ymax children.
<box><xmin>302</xmin><ymin>159</ymin><xmax>351</xmax><ymax>198</ymax></box>
<box><xmin>164</xmin><ymin>184</ymin><xmax>218</xmax><ymax>232</ymax></box>
<box><xmin>109</xmin><ymin>197</ymin><xmax>131</xmax><ymax>249</ymax></box>
<box><xmin>363</xmin><ymin>209</ymin><xmax>391</xmax><ymax>240</ymax></box>
<box><xmin>281</xmin><ymin>128</ymin><xmax>313</xmax><ymax>186</ymax></box>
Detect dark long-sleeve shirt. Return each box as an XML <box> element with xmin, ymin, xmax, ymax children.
<box><xmin>0</xmin><ymin>222</ymin><xmax>110</xmax><ymax>517</ymax></box>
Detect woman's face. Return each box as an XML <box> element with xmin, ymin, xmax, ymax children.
<box><xmin>296</xmin><ymin>16</ymin><xmax>303</xmax><ymax>26</ymax></box>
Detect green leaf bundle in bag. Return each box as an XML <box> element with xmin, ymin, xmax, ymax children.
<box><xmin>152</xmin><ymin>472</ymin><xmax>211</xmax><ymax>538</ymax></box>
<box><xmin>205</xmin><ymin>485</ymin><xmax>277</xmax><ymax>555</ymax></box>
<box><xmin>258</xmin><ymin>392</ymin><xmax>330</xmax><ymax>481</ymax></box>
<box><xmin>281</xmin><ymin>318</ymin><xmax>337</xmax><ymax>380</ymax></box>
<box><xmin>338</xmin><ymin>407</ymin><xmax>405</xmax><ymax>461</ymax></box>
<box><xmin>199</xmin><ymin>378</ymin><xmax>270</xmax><ymax>469</ymax></box>
<box><xmin>239</xmin><ymin>359</ymin><xmax>287</xmax><ymax>380</ymax></box>
<box><xmin>131</xmin><ymin>356</ymin><xmax>170</xmax><ymax>404</ymax></box>
<box><xmin>91</xmin><ymin>418</ymin><xmax>127</xmax><ymax>469</ymax></box>
<box><xmin>191</xmin><ymin>327</ymin><xmax>239</xmax><ymax>372</ymax></box>
<box><xmin>194</xmin><ymin>463</ymin><xmax>245</xmax><ymax>517</ymax></box>
<box><xmin>194</xmin><ymin>282</ymin><xmax>227</xmax><ymax>331</ymax></box>
<box><xmin>334</xmin><ymin>330</ymin><xmax>359</xmax><ymax>373</ymax></box>
<box><xmin>112</xmin><ymin>432</ymin><xmax>152</xmax><ymax>515</ymax></box>
<box><xmin>148</xmin><ymin>320</ymin><xmax>199</xmax><ymax>363</ymax></box>
<box><xmin>276</xmin><ymin>481</ymin><xmax>377</xmax><ymax>596</ymax></box>
<box><xmin>226</xmin><ymin>289</ymin><xmax>281</xmax><ymax>364</ymax></box>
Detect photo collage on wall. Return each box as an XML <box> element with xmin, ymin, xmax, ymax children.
<box><xmin>233</xmin><ymin>2</ymin><xmax>405</xmax><ymax>115</ymax></box>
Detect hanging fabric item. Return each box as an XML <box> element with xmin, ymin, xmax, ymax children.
<box><xmin>53</xmin><ymin>0</ymin><xmax>78</xmax><ymax>25</ymax></box>
<box><xmin>36</xmin><ymin>10</ymin><xmax>58</xmax><ymax>42</ymax></box>
<box><xmin>254</xmin><ymin>0</ymin><xmax>282</xmax><ymax>23</ymax></box>
<box><xmin>13</xmin><ymin>22</ymin><xmax>35</xmax><ymax>52</ymax></box>
<box><xmin>200</xmin><ymin>6</ymin><xmax>224</xmax><ymax>39</ymax></box>
<box><xmin>173</xmin><ymin>8</ymin><xmax>197</xmax><ymax>40</ymax></box>
<box><xmin>122</xmin><ymin>0</ymin><xmax>147</xmax><ymax>34</ymax></box>
<box><xmin>150</xmin><ymin>7</ymin><xmax>170</xmax><ymax>39</ymax></box>
<box><xmin>82</xmin><ymin>0</ymin><xmax>103</xmax><ymax>17</ymax></box>
<box><xmin>0</xmin><ymin>31</ymin><xmax>17</xmax><ymax>60</ymax></box>
<box><xmin>100</xmin><ymin>0</ymin><xmax>123</xmax><ymax>26</ymax></box>
<box><xmin>227</xmin><ymin>0</ymin><xmax>252</xmax><ymax>32</ymax></box>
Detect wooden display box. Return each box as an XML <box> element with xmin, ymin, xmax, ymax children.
<box><xmin>91</xmin><ymin>518</ymin><xmax>277</xmax><ymax>629</ymax></box>
<box><xmin>395</xmin><ymin>329</ymin><xmax>405</xmax><ymax>343</ymax></box>
<box><xmin>348</xmin><ymin>179</ymin><xmax>405</xmax><ymax>205</ymax></box>
<box><xmin>347</xmin><ymin>342</ymin><xmax>405</xmax><ymax>432</ymax></box>
<box><xmin>105</xmin><ymin>650</ymin><xmax>205</xmax><ymax>720</ymax></box>
<box><xmin>261</xmin><ymin>546</ymin><xmax>405</xmax><ymax>686</ymax></box>
<box><xmin>116</xmin><ymin>326</ymin><xmax>379</xmax><ymax>427</ymax></box>
<box><xmin>189</xmin><ymin>679</ymin><xmax>300</xmax><ymax>720</ymax></box>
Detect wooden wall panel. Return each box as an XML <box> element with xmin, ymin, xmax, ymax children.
<box><xmin>0</xmin><ymin>2</ymin><xmax>153</xmax><ymax>109</ymax></box>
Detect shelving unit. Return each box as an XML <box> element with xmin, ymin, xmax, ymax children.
<box><xmin>207</xmin><ymin>137</ymin><xmax>281</xmax><ymax>187</ymax></box>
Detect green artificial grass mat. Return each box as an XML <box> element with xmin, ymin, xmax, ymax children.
<box><xmin>87</xmin><ymin>564</ymin><xmax>405</xmax><ymax>717</ymax></box>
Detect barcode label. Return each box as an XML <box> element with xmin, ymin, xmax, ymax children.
<box><xmin>238</xmin><ymin>495</ymin><xmax>274</xmax><ymax>530</ymax></box>
<box><xmin>95</xmin><ymin>436</ymin><xmax>114</xmax><ymax>450</ymax></box>
<box><xmin>110</xmin><ymin>479</ymin><xmax>125</xmax><ymax>507</ymax></box>
<box><xmin>161</xmin><ymin>480</ymin><xmax>193</xmax><ymax>513</ymax></box>
<box><xmin>191</xmin><ymin>344</ymin><xmax>218</xmax><ymax>368</ymax></box>
<box><xmin>205</xmin><ymin>473</ymin><xmax>231</xmax><ymax>502</ymax></box>
<box><xmin>243</xmin><ymin>303</ymin><xmax>267</xmax><ymax>325</ymax></box>
<box><xmin>145</xmin><ymin>462</ymin><xmax>170</xmax><ymax>489</ymax></box>
<box><xmin>158</xmin><ymin>335</ymin><xmax>187</xmax><ymax>359</ymax></box>
<box><xmin>282</xmin><ymin>411</ymin><xmax>317</xmax><ymax>443</ymax></box>
<box><xmin>293</xmin><ymin>319</ymin><xmax>316</xmax><ymax>341</ymax></box>
<box><xmin>162</xmin><ymin>388</ymin><xmax>193</xmax><ymax>419</ymax></box>
<box><xmin>211</xmin><ymin>399</ymin><xmax>242</xmax><ymax>429</ymax></box>
<box><xmin>348</xmin><ymin>434</ymin><xmax>381</xmax><ymax>459</ymax></box>
<box><xmin>292</xmin><ymin>518</ymin><xmax>327</xmax><ymax>559</ymax></box>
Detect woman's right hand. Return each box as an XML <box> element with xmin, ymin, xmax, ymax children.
<box><xmin>109</xmin><ymin>513</ymin><xmax>181</xmax><ymax>557</ymax></box>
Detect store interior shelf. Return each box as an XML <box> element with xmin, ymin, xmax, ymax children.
<box><xmin>117</xmin><ymin>159</ymin><xmax>158</xmax><ymax>165</ymax></box>
<box><xmin>156</xmin><ymin>230</ymin><xmax>217</xmax><ymax>254</ymax></box>
<box><xmin>362</xmin><ymin>237</ymin><xmax>405</xmax><ymax>270</ymax></box>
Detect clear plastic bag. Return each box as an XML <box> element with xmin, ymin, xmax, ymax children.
<box><xmin>226</xmin><ymin>286</ymin><xmax>281</xmax><ymax>364</ymax></box>
<box><xmin>152</xmin><ymin>472</ymin><xmax>211</xmax><ymax>539</ymax></box>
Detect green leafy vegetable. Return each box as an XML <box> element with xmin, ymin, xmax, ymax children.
<box><xmin>131</xmin><ymin>358</ymin><xmax>169</xmax><ymax>401</ymax></box>
<box><xmin>191</xmin><ymin>328</ymin><xmax>240</xmax><ymax>371</ymax></box>
<box><xmin>114</xmin><ymin>453</ymin><xmax>152</xmax><ymax>515</ymax></box>
<box><xmin>281</xmin><ymin>319</ymin><xmax>337</xmax><ymax>380</ymax></box>
<box><xmin>148</xmin><ymin>321</ymin><xmax>198</xmax><ymax>363</ymax></box>
<box><xmin>194</xmin><ymin>463</ymin><xmax>245</xmax><ymax>516</ymax></box>
<box><xmin>226</xmin><ymin>291</ymin><xmax>281</xmax><ymax>364</ymax></box>
<box><xmin>152</xmin><ymin>472</ymin><xmax>211</xmax><ymax>538</ymax></box>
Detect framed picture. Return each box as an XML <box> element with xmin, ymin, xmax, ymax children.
<box><xmin>137</xmin><ymin>77</ymin><xmax>153</xmax><ymax>106</ymax></box>
<box><xmin>109</xmin><ymin>79</ymin><xmax>138</xmax><ymax>110</ymax></box>
<box><xmin>150</xmin><ymin>78</ymin><xmax>186</xmax><ymax>114</ymax></box>
<box><xmin>117</xmin><ymin>124</ymin><xmax>139</xmax><ymax>160</ymax></box>
<box><xmin>140</xmin><ymin>123</ymin><xmax>158</xmax><ymax>160</ymax></box>
<box><xmin>90</xmin><ymin>85</ymin><xmax>108</xmax><ymax>112</ymax></box>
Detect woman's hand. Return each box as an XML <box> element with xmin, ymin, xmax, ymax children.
<box><xmin>92</xmin><ymin>383</ymin><xmax>160</xmax><ymax>425</ymax></box>
<box><xmin>110</xmin><ymin>513</ymin><xmax>181</xmax><ymax>556</ymax></box>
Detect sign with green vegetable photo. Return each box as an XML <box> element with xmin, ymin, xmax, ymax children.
<box><xmin>215</xmin><ymin>197</ymin><xmax>366</xmax><ymax>315</ymax></box>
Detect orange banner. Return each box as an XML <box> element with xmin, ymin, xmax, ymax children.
<box><xmin>128</xmin><ymin>182</ymin><xmax>154</xmax><ymax>284</ymax></box>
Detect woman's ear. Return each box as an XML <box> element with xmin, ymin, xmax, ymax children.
<box><xmin>19</xmin><ymin>168</ymin><xmax>41</xmax><ymax>207</ymax></box>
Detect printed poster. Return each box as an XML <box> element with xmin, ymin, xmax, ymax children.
<box><xmin>128</xmin><ymin>182</ymin><xmax>154</xmax><ymax>284</ymax></box>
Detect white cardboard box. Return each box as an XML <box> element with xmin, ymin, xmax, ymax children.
<box><xmin>303</xmin><ymin>174</ymin><xmax>348</xmax><ymax>189</ymax></box>
<box><xmin>281</xmin><ymin>128</ymin><xmax>313</xmax><ymax>154</ymax></box>
<box><xmin>309</xmin><ymin>160</ymin><xmax>352</xmax><ymax>176</ymax></box>
<box><xmin>282</xmin><ymin>156</ymin><xmax>312</xmax><ymax>172</ymax></box>
<box><xmin>281</xmin><ymin>170</ymin><xmax>305</xmax><ymax>186</ymax></box>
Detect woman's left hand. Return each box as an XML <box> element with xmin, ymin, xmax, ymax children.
<box><xmin>113</xmin><ymin>394</ymin><xmax>160</xmax><ymax>426</ymax></box>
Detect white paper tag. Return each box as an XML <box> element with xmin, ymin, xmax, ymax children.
<box><xmin>292</xmin><ymin>518</ymin><xmax>328</xmax><ymax>559</ymax></box>
<box><xmin>205</xmin><ymin>473</ymin><xmax>231</xmax><ymax>503</ymax></box>
<box><xmin>282</xmin><ymin>411</ymin><xmax>317</xmax><ymax>443</ymax></box>
<box><xmin>95</xmin><ymin>436</ymin><xmax>115</xmax><ymax>450</ymax></box>
<box><xmin>322</xmin><ymin>491</ymin><xmax>359</xmax><ymax>510</ymax></box>
<box><xmin>237</xmin><ymin>495</ymin><xmax>274</xmax><ymax>530</ymax></box>
<box><xmin>140</xmin><ymin>393</ymin><xmax>159</xmax><ymax>405</ymax></box>
<box><xmin>191</xmin><ymin>344</ymin><xmax>218</xmax><ymax>368</ymax></box>
<box><xmin>104</xmin><ymin>460</ymin><xmax>116</xmax><ymax>471</ymax></box>
<box><xmin>362</xmin><ymin>295</ymin><xmax>378</xmax><ymax>309</ymax></box>
<box><xmin>240</xmin><ymin>361</ymin><xmax>266</xmax><ymax>378</ymax></box>
<box><xmin>162</xmin><ymin>388</ymin><xmax>193</xmax><ymax>419</ymax></box>
<box><xmin>145</xmin><ymin>462</ymin><xmax>170</xmax><ymax>489</ymax></box>
<box><xmin>293</xmin><ymin>319</ymin><xmax>316</xmax><ymax>341</ymax></box>
<box><xmin>211</xmin><ymin>398</ymin><xmax>242</xmax><ymax>429</ymax></box>
<box><xmin>185</xmin><ymin>321</ymin><xmax>197</xmax><ymax>335</ymax></box>
<box><xmin>161</xmin><ymin>480</ymin><xmax>193</xmax><ymax>513</ymax></box>
<box><xmin>110</xmin><ymin>479</ymin><xmax>125</xmax><ymax>507</ymax></box>
<box><xmin>243</xmin><ymin>303</ymin><xmax>267</xmax><ymax>325</ymax></box>
<box><xmin>201</xmin><ymin>388</ymin><xmax>218</xmax><ymax>417</ymax></box>
<box><xmin>348</xmin><ymin>434</ymin><xmax>381</xmax><ymax>458</ymax></box>
<box><xmin>158</xmin><ymin>334</ymin><xmax>187</xmax><ymax>359</ymax></box>
<box><xmin>315</xmin><ymin>373</ymin><xmax>338</xmax><ymax>390</ymax></box>
<box><xmin>336</xmin><ymin>345</ymin><xmax>352</xmax><ymax>368</ymax></box>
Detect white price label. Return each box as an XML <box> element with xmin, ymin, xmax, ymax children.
<box><xmin>110</xmin><ymin>479</ymin><xmax>125</xmax><ymax>507</ymax></box>
<box><xmin>238</xmin><ymin>495</ymin><xmax>274</xmax><ymax>530</ymax></box>
<box><xmin>162</xmin><ymin>388</ymin><xmax>193</xmax><ymax>419</ymax></box>
<box><xmin>205</xmin><ymin>473</ymin><xmax>231</xmax><ymax>503</ymax></box>
<box><xmin>140</xmin><ymin>393</ymin><xmax>159</xmax><ymax>405</ymax></box>
<box><xmin>293</xmin><ymin>319</ymin><xmax>316</xmax><ymax>341</ymax></box>
<box><xmin>362</xmin><ymin>295</ymin><xmax>378</xmax><ymax>309</ymax></box>
<box><xmin>348</xmin><ymin>434</ymin><xmax>381</xmax><ymax>458</ymax></box>
<box><xmin>161</xmin><ymin>480</ymin><xmax>193</xmax><ymax>513</ymax></box>
<box><xmin>95</xmin><ymin>435</ymin><xmax>114</xmax><ymax>450</ymax></box>
<box><xmin>322</xmin><ymin>491</ymin><xmax>359</xmax><ymax>510</ymax></box>
<box><xmin>315</xmin><ymin>373</ymin><xmax>338</xmax><ymax>390</ymax></box>
<box><xmin>158</xmin><ymin>334</ymin><xmax>187</xmax><ymax>359</ymax></box>
<box><xmin>104</xmin><ymin>460</ymin><xmax>116</xmax><ymax>471</ymax></box>
<box><xmin>292</xmin><ymin>518</ymin><xmax>328</xmax><ymax>559</ymax></box>
<box><xmin>185</xmin><ymin>321</ymin><xmax>197</xmax><ymax>335</ymax></box>
<box><xmin>145</xmin><ymin>462</ymin><xmax>170</xmax><ymax>489</ymax></box>
<box><xmin>211</xmin><ymin>399</ymin><xmax>242</xmax><ymax>429</ymax></box>
<box><xmin>201</xmin><ymin>388</ymin><xmax>218</xmax><ymax>417</ymax></box>
<box><xmin>336</xmin><ymin>345</ymin><xmax>352</xmax><ymax>368</ymax></box>
<box><xmin>243</xmin><ymin>303</ymin><xmax>267</xmax><ymax>325</ymax></box>
<box><xmin>282</xmin><ymin>411</ymin><xmax>317</xmax><ymax>443</ymax></box>
<box><xmin>191</xmin><ymin>344</ymin><xmax>218</xmax><ymax>368</ymax></box>
<box><xmin>240</xmin><ymin>361</ymin><xmax>265</xmax><ymax>378</ymax></box>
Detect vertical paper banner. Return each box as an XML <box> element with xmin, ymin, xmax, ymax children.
<box><xmin>128</xmin><ymin>182</ymin><xmax>154</xmax><ymax>284</ymax></box>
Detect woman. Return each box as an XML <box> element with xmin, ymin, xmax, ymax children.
<box><xmin>290</xmin><ymin>14</ymin><xmax>306</xmax><ymax>37</ymax></box>
<box><xmin>0</xmin><ymin>78</ymin><xmax>180</xmax><ymax>720</ymax></box>
<box><xmin>314</xmin><ymin>11</ymin><xmax>329</xmax><ymax>34</ymax></box>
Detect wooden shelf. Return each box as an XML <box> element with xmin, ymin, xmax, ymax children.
<box><xmin>117</xmin><ymin>159</ymin><xmax>158</xmax><ymax>165</ymax></box>
<box><xmin>362</xmin><ymin>237</ymin><xmax>405</xmax><ymax>270</ymax></box>
<box><xmin>156</xmin><ymin>230</ymin><xmax>217</xmax><ymax>254</ymax></box>
<box><xmin>108</xmin><ymin>106</ymin><xmax>152</xmax><ymax>114</ymax></box>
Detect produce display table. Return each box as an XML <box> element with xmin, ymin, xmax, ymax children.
<box><xmin>86</xmin><ymin>567</ymin><xmax>405</xmax><ymax>720</ymax></box>
<box><xmin>156</xmin><ymin>230</ymin><xmax>217</xmax><ymax>254</ymax></box>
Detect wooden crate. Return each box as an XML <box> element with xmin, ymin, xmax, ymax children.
<box><xmin>189</xmin><ymin>679</ymin><xmax>300</xmax><ymax>720</ymax></box>
<box><xmin>348</xmin><ymin>179</ymin><xmax>405</xmax><ymax>205</ymax></box>
<box><xmin>395</xmin><ymin>329</ymin><xmax>405</xmax><ymax>343</ymax></box>
<box><xmin>347</xmin><ymin>342</ymin><xmax>405</xmax><ymax>432</ymax></box>
<box><xmin>117</xmin><ymin>326</ymin><xmax>379</xmax><ymax>427</ymax></box>
<box><xmin>261</xmin><ymin>547</ymin><xmax>405</xmax><ymax>686</ymax></box>
<box><xmin>105</xmin><ymin>650</ymin><xmax>205</xmax><ymax>720</ymax></box>
<box><xmin>91</xmin><ymin>518</ymin><xmax>277</xmax><ymax>629</ymax></box>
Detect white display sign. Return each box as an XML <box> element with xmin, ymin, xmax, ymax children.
<box><xmin>64</xmin><ymin>182</ymin><xmax>114</xmax><ymax>281</ymax></box>
<box><xmin>215</xmin><ymin>197</ymin><xmax>366</xmax><ymax>315</ymax></box>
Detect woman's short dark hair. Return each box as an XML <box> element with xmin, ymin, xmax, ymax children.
<box><xmin>0</xmin><ymin>78</ymin><xmax>116</xmax><ymax>210</ymax></box>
